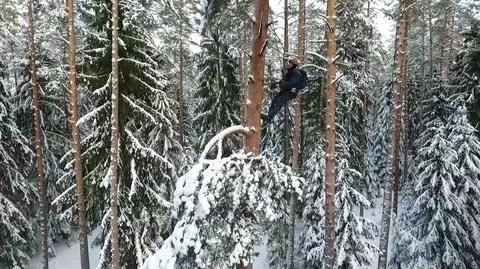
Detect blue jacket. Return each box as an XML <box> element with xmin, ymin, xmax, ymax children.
<box><xmin>279</xmin><ymin>67</ymin><xmax>305</xmax><ymax>92</ymax></box>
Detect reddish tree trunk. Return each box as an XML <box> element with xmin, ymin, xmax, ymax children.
<box><xmin>392</xmin><ymin>3</ymin><xmax>411</xmax><ymax>216</ymax></box>
<box><xmin>377</xmin><ymin>0</ymin><xmax>411</xmax><ymax>267</ymax></box>
<box><xmin>323</xmin><ymin>0</ymin><xmax>338</xmax><ymax>266</ymax></box>
<box><xmin>242</xmin><ymin>1</ymin><xmax>269</xmax><ymax>268</ymax></box>
<box><xmin>283</xmin><ymin>0</ymin><xmax>290</xmax><ymax>165</ymax></box>
<box><xmin>66</xmin><ymin>0</ymin><xmax>90</xmax><ymax>267</ymax></box>
<box><xmin>244</xmin><ymin>0</ymin><xmax>269</xmax><ymax>155</ymax></box>
<box><xmin>27</xmin><ymin>1</ymin><xmax>49</xmax><ymax>268</ymax></box>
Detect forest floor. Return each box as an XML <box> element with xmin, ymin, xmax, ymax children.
<box><xmin>27</xmin><ymin>198</ymin><xmax>386</xmax><ymax>268</ymax></box>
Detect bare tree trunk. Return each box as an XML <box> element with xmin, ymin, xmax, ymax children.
<box><xmin>10</xmin><ymin>42</ymin><xmax>18</xmax><ymax>89</ymax></box>
<box><xmin>392</xmin><ymin>4</ymin><xmax>411</xmax><ymax>216</ymax></box>
<box><xmin>283</xmin><ymin>0</ymin><xmax>289</xmax><ymax>66</ymax></box>
<box><xmin>110</xmin><ymin>0</ymin><xmax>121</xmax><ymax>267</ymax></box>
<box><xmin>428</xmin><ymin>0</ymin><xmax>433</xmax><ymax>90</ymax></box>
<box><xmin>242</xmin><ymin>0</ymin><xmax>269</xmax><ymax>267</ymax></box>
<box><xmin>244</xmin><ymin>0</ymin><xmax>269</xmax><ymax>155</ymax></box>
<box><xmin>377</xmin><ymin>0</ymin><xmax>411</xmax><ymax>267</ymax></box>
<box><xmin>238</xmin><ymin>0</ymin><xmax>247</xmax><ymax>126</ymax></box>
<box><xmin>241</xmin><ymin>25</ymin><xmax>248</xmax><ymax>126</ymax></box>
<box><xmin>27</xmin><ymin>1</ymin><xmax>49</xmax><ymax>268</ymax></box>
<box><xmin>287</xmin><ymin>0</ymin><xmax>306</xmax><ymax>268</ymax></box>
<box><xmin>178</xmin><ymin>0</ymin><xmax>185</xmax><ymax>145</ymax></box>
<box><xmin>283</xmin><ymin>0</ymin><xmax>290</xmax><ymax>165</ymax></box>
<box><xmin>440</xmin><ymin>0</ymin><xmax>454</xmax><ymax>81</ymax></box>
<box><xmin>324</xmin><ymin>0</ymin><xmax>338</xmax><ymax>266</ymax></box>
<box><xmin>66</xmin><ymin>0</ymin><xmax>90</xmax><ymax>267</ymax></box>
<box><xmin>421</xmin><ymin>8</ymin><xmax>427</xmax><ymax>93</ymax></box>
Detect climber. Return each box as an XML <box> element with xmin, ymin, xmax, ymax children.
<box><xmin>263</xmin><ymin>58</ymin><xmax>308</xmax><ymax>125</ymax></box>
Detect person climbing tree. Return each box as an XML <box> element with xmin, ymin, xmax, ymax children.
<box><xmin>263</xmin><ymin>58</ymin><xmax>308</xmax><ymax>125</ymax></box>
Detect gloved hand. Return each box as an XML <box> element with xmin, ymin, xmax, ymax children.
<box><xmin>270</xmin><ymin>78</ymin><xmax>279</xmax><ymax>89</ymax></box>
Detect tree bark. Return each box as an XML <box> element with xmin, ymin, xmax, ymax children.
<box><xmin>178</xmin><ymin>0</ymin><xmax>185</xmax><ymax>145</ymax></box>
<box><xmin>238</xmin><ymin>0</ymin><xmax>247</xmax><ymax>126</ymax></box>
<box><xmin>66</xmin><ymin>0</ymin><xmax>90</xmax><ymax>267</ymax></box>
<box><xmin>10</xmin><ymin>42</ymin><xmax>18</xmax><ymax>89</ymax></box>
<box><xmin>287</xmin><ymin>0</ymin><xmax>306</xmax><ymax>268</ymax></box>
<box><xmin>392</xmin><ymin>1</ymin><xmax>411</xmax><ymax>216</ymax></box>
<box><xmin>110</xmin><ymin>0</ymin><xmax>121</xmax><ymax>267</ymax></box>
<box><xmin>27</xmin><ymin>1</ymin><xmax>49</xmax><ymax>268</ymax></box>
<box><xmin>283</xmin><ymin>0</ymin><xmax>290</xmax><ymax>165</ymax></box>
<box><xmin>242</xmin><ymin>0</ymin><xmax>269</xmax><ymax>267</ymax></box>
<box><xmin>440</xmin><ymin>0</ymin><xmax>454</xmax><ymax>81</ymax></box>
<box><xmin>377</xmin><ymin>0</ymin><xmax>411</xmax><ymax>267</ymax></box>
<box><xmin>428</xmin><ymin>0</ymin><xmax>433</xmax><ymax>90</ymax></box>
<box><xmin>244</xmin><ymin>0</ymin><xmax>269</xmax><ymax>155</ymax></box>
<box><xmin>323</xmin><ymin>0</ymin><xmax>338</xmax><ymax>266</ymax></box>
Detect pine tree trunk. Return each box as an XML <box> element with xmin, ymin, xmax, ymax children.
<box><xmin>238</xmin><ymin>0</ymin><xmax>247</xmax><ymax>126</ymax></box>
<box><xmin>241</xmin><ymin>25</ymin><xmax>248</xmax><ymax>126</ymax></box>
<box><xmin>27</xmin><ymin>1</ymin><xmax>49</xmax><ymax>268</ymax></box>
<box><xmin>110</xmin><ymin>0</ymin><xmax>121</xmax><ymax>267</ymax></box>
<box><xmin>10</xmin><ymin>42</ymin><xmax>18</xmax><ymax>89</ymax></box>
<box><xmin>283</xmin><ymin>0</ymin><xmax>290</xmax><ymax>165</ymax></box>
<box><xmin>440</xmin><ymin>0</ymin><xmax>454</xmax><ymax>81</ymax></box>
<box><xmin>244</xmin><ymin>0</ymin><xmax>269</xmax><ymax>155</ymax></box>
<box><xmin>377</xmin><ymin>0</ymin><xmax>411</xmax><ymax>267</ymax></box>
<box><xmin>178</xmin><ymin>0</ymin><xmax>185</xmax><ymax>146</ymax></box>
<box><xmin>324</xmin><ymin>0</ymin><xmax>338</xmax><ymax>266</ymax></box>
<box><xmin>242</xmin><ymin>0</ymin><xmax>269</xmax><ymax>267</ymax></box>
<box><xmin>392</xmin><ymin>3</ymin><xmax>411</xmax><ymax>216</ymax></box>
<box><xmin>288</xmin><ymin>0</ymin><xmax>306</xmax><ymax>268</ymax></box>
<box><xmin>66</xmin><ymin>0</ymin><xmax>90</xmax><ymax>267</ymax></box>
<box><xmin>428</xmin><ymin>0</ymin><xmax>433</xmax><ymax>90</ymax></box>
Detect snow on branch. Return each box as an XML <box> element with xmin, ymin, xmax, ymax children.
<box><xmin>141</xmin><ymin>128</ymin><xmax>304</xmax><ymax>269</ymax></box>
<box><xmin>51</xmin><ymin>184</ymin><xmax>76</xmax><ymax>206</ymax></box>
<box><xmin>199</xmin><ymin>125</ymin><xmax>251</xmax><ymax>162</ymax></box>
<box><xmin>77</xmin><ymin>101</ymin><xmax>109</xmax><ymax>127</ymax></box>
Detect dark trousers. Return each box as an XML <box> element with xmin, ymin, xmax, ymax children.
<box><xmin>267</xmin><ymin>90</ymin><xmax>297</xmax><ymax>122</ymax></box>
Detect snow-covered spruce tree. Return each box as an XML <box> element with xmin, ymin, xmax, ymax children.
<box><xmin>141</xmin><ymin>126</ymin><xmax>303</xmax><ymax>268</ymax></box>
<box><xmin>10</xmin><ymin>0</ymin><xmax>73</xmax><ymax>255</ymax></box>
<box><xmin>335</xmin><ymin>0</ymin><xmax>377</xmax><ymax>201</ymax></box>
<box><xmin>0</xmin><ymin>65</ymin><xmax>35</xmax><ymax>269</ymax></box>
<box><xmin>334</xmin><ymin>124</ymin><xmax>376</xmax><ymax>269</ymax></box>
<box><xmin>78</xmin><ymin>0</ymin><xmax>183</xmax><ymax>267</ymax></box>
<box><xmin>451</xmin><ymin>21</ymin><xmax>480</xmax><ymax>130</ymax></box>
<box><xmin>193</xmin><ymin>0</ymin><xmax>245</xmax><ymax>155</ymax></box>
<box><xmin>397</xmin><ymin>119</ymin><xmax>461</xmax><ymax>268</ymax></box>
<box><xmin>370</xmin><ymin>77</ymin><xmax>392</xmax><ymax>197</ymax></box>
<box><xmin>301</xmin><ymin>144</ymin><xmax>326</xmax><ymax>269</ymax></box>
<box><xmin>395</xmin><ymin>90</ymin><xmax>480</xmax><ymax>268</ymax></box>
<box><xmin>446</xmin><ymin>103</ymin><xmax>480</xmax><ymax>264</ymax></box>
<box><xmin>154</xmin><ymin>0</ymin><xmax>196</xmax><ymax>150</ymax></box>
<box><xmin>301</xmin><ymin>81</ymin><xmax>377</xmax><ymax>269</ymax></box>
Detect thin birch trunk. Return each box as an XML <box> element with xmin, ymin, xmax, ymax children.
<box><xmin>27</xmin><ymin>1</ymin><xmax>49</xmax><ymax>268</ymax></box>
<box><xmin>66</xmin><ymin>0</ymin><xmax>90</xmax><ymax>267</ymax></box>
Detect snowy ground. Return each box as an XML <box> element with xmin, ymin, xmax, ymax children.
<box><xmin>27</xmin><ymin>228</ymin><xmax>102</xmax><ymax>269</ymax></box>
<box><xmin>27</xmin><ymin>228</ymin><xmax>271</xmax><ymax>269</ymax></box>
<box><xmin>27</xmin><ymin>198</ymin><xmax>386</xmax><ymax>269</ymax></box>
<box><xmin>364</xmin><ymin>197</ymin><xmax>384</xmax><ymax>269</ymax></box>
